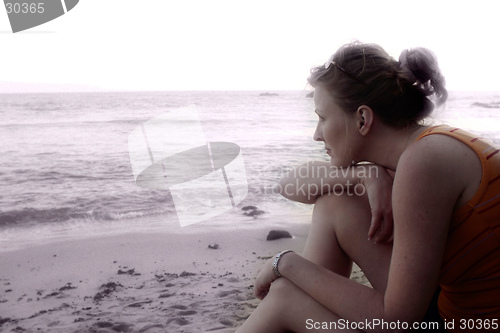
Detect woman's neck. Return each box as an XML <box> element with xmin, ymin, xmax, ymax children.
<box><xmin>362</xmin><ymin>124</ymin><xmax>428</xmax><ymax>171</ymax></box>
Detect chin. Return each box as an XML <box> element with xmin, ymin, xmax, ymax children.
<box><xmin>329</xmin><ymin>157</ymin><xmax>346</xmax><ymax>168</ymax></box>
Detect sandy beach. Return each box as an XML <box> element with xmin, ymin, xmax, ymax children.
<box><xmin>0</xmin><ymin>215</ymin><xmax>369</xmax><ymax>333</ymax></box>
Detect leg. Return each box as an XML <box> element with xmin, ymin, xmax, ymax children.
<box><xmin>236</xmin><ymin>278</ymin><xmax>357</xmax><ymax>333</ymax></box>
<box><xmin>324</xmin><ymin>193</ymin><xmax>392</xmax><ymax>292</ymax></box>
<box><xmin>236</xmin><ymin>193</ymin><xmax>393</xmax><ymax>332</ymax></box>
<box><xmin>301</xmin><ymin>192</ymin><xmax>353</xmax><ymax>278</ymax></box>
<box><xmin>304</xmin><ymin>192</ymin><xmax>392</xmax><ymax>292</ymax></box>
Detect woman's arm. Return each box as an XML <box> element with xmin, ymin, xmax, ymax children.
<box><xmin>258</xmin><ymin>136</ymin><xmax>472</xmax><ymax>332</ymax></box>
<box><xmin>276</xmin><ymin>161</ymin><xmax>382</xmax><ymax>204</ymax></box>
<box><xmin>277</xmin><ymin>161</ymin><xmax>395</xmax><ymax>242</ymax></box>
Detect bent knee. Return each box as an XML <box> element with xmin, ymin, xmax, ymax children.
<box><xmin>313</xmin><ymin>192</ymin><xmax>372</xmax><ymax>240</ymax></box>
<box><xmin>314</xmin><ymin>192</ymin><xmax>370</xmax><ymax>220</ymax></box>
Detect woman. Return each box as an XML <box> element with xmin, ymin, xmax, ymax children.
<box><xmin>236</xmin><ymin>42</ymin><xmax>500</xmax><ymax>332</ymax></box>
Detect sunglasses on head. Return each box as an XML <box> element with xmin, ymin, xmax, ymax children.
<box><xmin>324</xmin><ymin>55</ymin><xmax>367</xmax><ymax>86</ymax></box>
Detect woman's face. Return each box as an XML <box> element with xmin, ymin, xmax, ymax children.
<box><xmin>313</xmin><ymin>85</ymin><xmax>356</xmax><ymax>167</ymax></box>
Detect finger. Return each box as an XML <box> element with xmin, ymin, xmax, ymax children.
<box><xmin>384</xmin><ymin>217</ymin><xmax>395</xmax><ymax>243</ymax></box>
<box><xmin>372</xmin><ymin>217</ymin><xmax>387</xmax><ymax>242</ymax></box>
<box><xmin>380</xmin><ymin>210</ymin><xmax>394</xmax><ymax>242</ymax></box>
<box><xmin>371</xmin><ymin>204</ymin><xmax>392</xmax><ymax>241</ymax></box>
<box><xmin>371</xmin><ymin>222</ymin><xmax>384</xmax><ymax>243</ymax></box>
<box><xmin>375</xmin><ymin>215</ymin><xmax>393</xmax><ymax>243</ymax></box>
<box><xmin>374</xmin><ymin>223</ymin><xmax>391</xmax><ymax>243</ymax></box>
<box><xmin>254</xmin><ymin>287</ymin><xmax>263</xmax><ymax>300</ymax></box>
<box><xmin>255</xmin><ymin>287</ymin><xmax>269</xmax><ymax>300</ymax></box>
<box><xmin>368</xmin><ymin>211</ymin><xmax>382</xmax><ymax>241</ymax></box>
<box><xmin>253</xmin><ymin>281</ymin><xmax>263</xmax><ymax>298</ymax></box>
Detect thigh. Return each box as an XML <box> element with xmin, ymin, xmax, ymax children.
<box><xmin>306</xmin><ymin>192</ymin><xmax>393</xmax><ymax>292</ymax></box>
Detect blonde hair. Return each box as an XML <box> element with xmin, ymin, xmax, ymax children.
<box><xmin>308</xmin><ymin>41</ymin><xmax>448</xmax><ymax>127</ymax></box>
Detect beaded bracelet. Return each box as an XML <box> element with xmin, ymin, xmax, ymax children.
<box><xmin>272</xmin><ymin>250</ymin><xmax>294</xmax><ymax>278</ymax></box>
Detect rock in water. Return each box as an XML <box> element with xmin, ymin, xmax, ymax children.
<box><xmin>244</xmin><ymin>209</ymin><xmax>265</xmax><ymax>217</ymax></box>
<box><xmin>241</xmin><ymin>205</ymin><xmax>266</xmax><ymax>218</ymax></box>
<box><xmin>266</xmin><ymin>230</ymin><xmax>292</xmax><ymax>241</ymax></box>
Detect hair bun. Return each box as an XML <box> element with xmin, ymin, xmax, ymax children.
<box><xmin>398</xmin><ymin>49</ymin><xmax>418</xmax><ymax>82</ymax></box>
<box><xmin>398</xmin><ymin>47</ymin><xmax>448</xmax><ymax>106</ymax></box>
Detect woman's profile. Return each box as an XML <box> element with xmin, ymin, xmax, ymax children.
<box><xmin>236</xmin><ymin>41</ymin><xmax>500</xmax><ymax>332</ymax></box>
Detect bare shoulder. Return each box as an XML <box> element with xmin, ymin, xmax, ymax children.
<box><xmin>396</xmin><ymin>132</ymin><xmax>482</xmax><ymax>208</ymax></box>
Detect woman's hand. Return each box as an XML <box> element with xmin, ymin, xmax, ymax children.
<box><xmin>360</xmin><ymin>165</ymin><xmax>394</xmax><ymax>243</ymax></box>
<box><xmin>253</xmin><ymin>257</ymin><xmax>278</xmax><ymax>300</ymax></box>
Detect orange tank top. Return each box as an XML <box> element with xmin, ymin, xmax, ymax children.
<box><xmin>416</xmin><ymin>125</ymin><xmax>500</xmax><ymax>332</ymax></box>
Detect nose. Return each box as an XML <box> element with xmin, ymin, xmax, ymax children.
<box><xmin>313</xmin><ymin>122</ymin><xmax>323</xmax><ymax>142</ymax></box>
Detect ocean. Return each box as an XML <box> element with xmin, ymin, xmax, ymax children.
<box><xmin>0</xmin><ymin>90</ymin><xmax>499</xmax><ymax>251</ymax></box>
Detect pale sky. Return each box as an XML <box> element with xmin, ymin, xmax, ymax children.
<box><xmin>1</xmin><ymin>0</ymin><xmax>499</xmax><ymax>92</ymax></box>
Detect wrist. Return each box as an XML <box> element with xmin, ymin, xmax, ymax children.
<box><xmin>272</xmin><ymin>250</ymin><xmax>294</xmax><ymax>279</ymax></box>
<box><xmin>356</xmin><ymin>163</ymin><xmax>382</xmax><ymax>186</ymax></box>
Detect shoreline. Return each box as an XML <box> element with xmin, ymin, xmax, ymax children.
<box><xmin>0</xmin><ymin>205</ymin><xmax>315</xmax><ymax>253</ymax></box>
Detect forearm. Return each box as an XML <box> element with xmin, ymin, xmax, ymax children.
<box><xmin>277</xmin><ymin>161</ymin><xmax>377</xmax><ymax>204</ymax></box>
<box><xmin>279</xmin><ymin>252</ymin><xmax>393</xmax><ymax>333</ymax></box>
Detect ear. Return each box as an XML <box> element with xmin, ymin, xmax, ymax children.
<box><xmin>356</xmin><ymin>105</ymin><xmax>374</xmax><ymax>136</ymax></box>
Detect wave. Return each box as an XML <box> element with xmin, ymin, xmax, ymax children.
<box><xmin>0</xmin><ymin>118</ymin><xmax>145</xmax><ymax>128</ymax></box>
<box><xmin>471</xmin><ymin>102</ymin><xmax>500</xmax><ymax>109</ymax></box>
<box><xmin>0</xmin><ymin>206</ymin><xmax>168</xmax><ymax>228</ymax></box>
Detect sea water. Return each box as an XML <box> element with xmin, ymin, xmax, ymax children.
<box><xmin>0</xmin><ymin>90</ymin><xmax>499</xmax><ymax>250</ymax></box>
